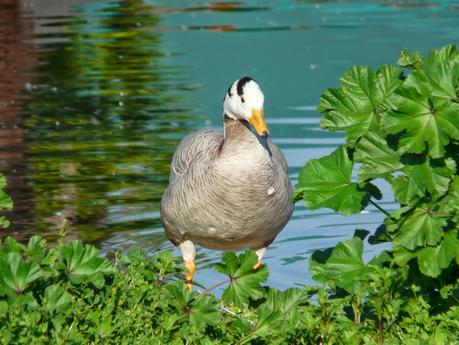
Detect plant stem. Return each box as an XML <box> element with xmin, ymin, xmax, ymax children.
<box><xmin>369</xmin><ymin>199</ymin><xmax>390</xmax><ymax>217</ymax></box>
<box><xmin>378</xmin><ymin>318</ymin><xmax>383</xmax><ymax>345</ymax></box>
<box><xmin>197</xmin><ymin>279</ymin><xmax>228</xmax><ymax>298</ymax></box>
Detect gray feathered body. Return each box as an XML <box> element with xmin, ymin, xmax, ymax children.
<box><xmin>160</xmin><ymin>118</ymin><xmax>293</xmax><ymax>251</ymax></box>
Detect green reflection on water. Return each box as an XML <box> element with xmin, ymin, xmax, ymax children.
<box><xmin>19</xmin><ymin>0</ymin><xmax>198</xmax><ymax>243</ymax></box>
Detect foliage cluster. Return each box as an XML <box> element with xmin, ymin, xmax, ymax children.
<box><xmin>0</xmin><ymin>236</ymin><xmax>457</xmax><ymax>344</ymax></box>
<box><xmin>1</xmin><ymin>45</ymin><xmax>458</xmax><ymax>344</ymax></box>
<box><xmin>295</xmin><ymin>45</ymin><xmax>459</xmax><ymax>278</ymax></box>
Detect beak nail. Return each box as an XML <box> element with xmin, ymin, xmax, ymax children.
<box><xmin>261</xmin><ymin>131</ymin><xmax>269</xmax><ymax>138</ymax></box>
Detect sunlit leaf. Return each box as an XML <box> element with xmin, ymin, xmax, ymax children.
<box><xmin>391</xmin><ymin>158</ymin><xmax>456</xmax><ymax>205</ymax></box>
<box><xmin>2</xmin><ymin>236</ymin><xmax>25</xmax><ymax>254</ymax></box>
<box><xmin>215</xmin><ymin>251</ymin><xmax>268</xmax><ymax>308</ymax></box>
<box><xmin>391</xmin><ymin>175</ymin><xmax>423</xmax><ymax>205</ymax></box>
<box><xmin>393</xmin><ymin>207</ymin><xmax>447</xmax><ymax>250</ymax></box>
<box><xmin>26</xmin><ymin>236</ymin><xmax>47</xmax><ymax>264</ymax></box>
<box><xmin>384</xmin><ymin>91</ymin><xmax>459</xmax><ymax>158</ymax></box>
<box><xmin>414</xmin><ymin>45</ymin><xmax>459</xmax><ymax>103</ymax></box>
<box><xmin>164</xmin><ymin>282</ymin><xmax>221</xmax><ymax>328</ymax></box>
<box><xmin>416</xmin><ymin>230</ymin><xmax>459</xmax><ymax>277</ymax></box>
<box><xmin>355</xmin><ymin>132</ymin><xmax>403</xmax><ymax>180</ymax></box>
<box><xmin>0</xmin><ymin>252</ymin><xmax>43</xmax><ymax>294</ymax></box>
<box><xmin>440</xmin><ymin>175</ymin><xmax>459</xmax><ymax>216</ymax></box>
<box><xmin>310</xmin><ymin>237</ymin><xmax>374</xmax><ymax>295</ymax></box>
<box><xmin>319</xmin><ymin>65</ymin><xmax>402</xmax><ymax>143</ymax></box>
<box><xmin>44</xmin><ymin>284</ymin><xmax>71</xmax><ymax>312</ymax></box>
<box><xmin>295</xmin><ymin>146</ymin><xmax>370</xmax><ymax>215</ymax></box>
<box><xmin>392</xmin><ymin>244</ymin><xmax>416</xmax><ymax>267</ymax></box>
<box><xmin>398</xmin><ymin>48</ymin><xmax>423</xmax><ymax>70</ymax></box>
<box><xmin>393</xmin><ymin>229</ymin><xmax>459</xmax><ymax>277</ymax></box>
<box><xmin>254</xmin><ymin>288</ymin><xmax>306</xmax><ymax>337</ymax></box>
<box><xmin>58</xmin><ymin>241</ymin><xmax>116</xmax><ymax>283</ymax></box>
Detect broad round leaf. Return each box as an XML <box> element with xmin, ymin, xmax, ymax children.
<box><xmin>215</xmin><ymin>251</ymin><xmax>268</xmax><ymax>308</ymax></box>
<box><xmin>355</xmin><ymin>132</ymin><xmax>403</xmax><ymax>180</ymax></box>
<box><xmin>319</xmin><ymin>65</ymin><xmax>402</xmax><ymax>144</ymax></box>
<box><xmin>417</xmin><ymin>230</ymin><xmax>459</xmax><ymax>277</ymax></box>
<box><xmin>394</xmin><ymin>207</ymin><xmax>447</xmax><ymax>250</ymax></box>
<box><xmin>384</xmin><ymin>90</ymin><xmax>459</xmax><ymax>158</ymax></box>
<box><xmin>383</xmin><ymin>47</ymin><xmax>459</xmax><ymax>159</ymax></box>
<box><xmin>391</xmin><ymin>158</ymin><xmax>456</xmax><ymax>205</ymax></box>
<box><xmin>59</xmin><ymin>241</ymin><xmax>116</xmax><ymax>281</ymax></box>
<box><xmin>310</xmin><ymin>237</ymin><xmax>374</xmax><ymax>295</ymax></box>
<box><xmin>295</xmin><ymin>146</ymin><xmax>370</xmax><ymax>215</ymax></box>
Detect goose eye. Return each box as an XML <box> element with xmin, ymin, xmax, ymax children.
<box><xmin>241</xmin><ymin>97</ymin><xmax>245</xmax><ymax>103</ymax></box>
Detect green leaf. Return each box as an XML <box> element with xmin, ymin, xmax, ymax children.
<box><xmin>0</xmin><ymin>300</ymin><xmax>8</xmax><ymax>318</ymax></box>
<box><xmin>410</xmin><ymin>158</ymin><xmax>455</xmax><ymax>197</ymax></box>
<box><xmin>164</xmin><ymin>282</ymin><xmax>221</xmax><ymax>328</ymax></box>
<box><xmin>44</xmin><ymin>284</ymin><xmax>71</xmax><ymax>312</ymax></box>
<box><xmin>26</xmin><ymin>236</ymin><xmax>47</xmax><ymax>263</ymax></box>
<box><xmin>440</xmin><ymin>175</ymin><xmax>459</xmax><ymax>215</ymax></box>
<box><xmin>382</xmin><ymin>75</ymin><xmax>459</xmax><ymax>158</ymax></box>
<box><xmin>0</xmin><ymin>252</ymin><xmax>43</xmax><ymax>294</ymax></box>
<box><xmin>254</xmin><ymin>288</ymin><xmax>306</xmax><ymax>337</ymax></box>
<box><xmin>319</xmin><ymin>65</ymin><xmax>402</xmax><ymax>143</ymax></box>
<box><xmin>294</xmin><ymin>146</ymin><xmax>370</xmax><ymax>215</ymax></box>
<box><xmin>2</xmin><ymin>236</ymin><xmax>25</xmax><ymax>254</ymax></box>
<box><xmin>215</xmin><ymin>251</ymin><xmax>268</xmax><ymax>308</ymax></box>
<box><xmin>392</xmin><ymin>245</ymin><xmax>416</xmax><ymax>267</ymax></box>
<box><xmin>393</xmin><ymin>207</ymin><xmax>447</xmax><ymax>250</ymax></box>
<box><xmin>310</xmin><ymin>237</ymin><xmax>374</xmax><ymax>295</ymax></box>
<box><xmin>416</xmin><ymin>230</ymin><xmax>459</xmax><ymax>277</ymax></box>
<box><xmin>355</xmin><ymin>132</ymin><xmax>403</xmax><ymax>180</ymax></box>
<box><xmin>398</xmin><ymin>48</ymin><xmax>423</xmax><ymax>70</ymax></box>
<box><xmin>368</xmin><ymin>250</ymin><xmax>391</xmax><ymax>267</ymax></box>
<box><xmin>188</xmin><ymin>295</ymin><xmax>222</xmax><ymax>328</ymax></box>
<box><xmin>59</xmin><ymin>241</ymin><xmax>116</xmax><ymax>282</ymax></box>
<box><xmin>415</xmin><ymin>45</ymin><xmax>459</xmax><ymax>103</ymax></box>
<box><xmin>391</xmin><ymin>158</ymin><xmax>456</xmax><ymax>205</ymax></box>
<box><xmin>391</xmin><ymin>175</ymin><xmax>424</xmax><ymax>205</ymax></box>
<box><xmin>0</xmin><ymin>218</ymin><xmax>9</xmax><ymax>229</ymax></box>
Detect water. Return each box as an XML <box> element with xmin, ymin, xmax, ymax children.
<box><xmin>0</xmin><ymin>0</ymin><xmax>458</xmax><ymax>289</ymax></box>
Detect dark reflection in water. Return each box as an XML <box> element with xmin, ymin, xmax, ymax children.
<box><xmin>0</xmin><ymin>0</ymin><xmax>37</xmax><ymax>235</ymax></box>
<box><xmin>1</xmin><ymin>0</ymin><xmax>198</xmax><ymax>244</ymax></box>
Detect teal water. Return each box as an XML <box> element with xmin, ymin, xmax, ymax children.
<box><xmin>0</xmin><ymin>0</ymin><xmax>458</xmax><ymax>289</ymax></box>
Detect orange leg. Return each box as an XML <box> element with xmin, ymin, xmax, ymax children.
<box><xmin>184</xmin><ymin>260</ymin><xmax>196</xmax><ymax>291</ymax></box>
<box><xmin>252</xmin><ymin>247</ymin><xmax>267</xmax><ymax>269</ymax></box>
<box><xmin>179</xmin><ymin>240</ymin><xmax>196</xmax><ymax>291</ymax></box>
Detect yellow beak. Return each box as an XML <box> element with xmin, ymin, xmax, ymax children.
<box><xmin>249</xmin><ymin>109</ymin><xmax>269</xmax><ymax>137</ymax></box>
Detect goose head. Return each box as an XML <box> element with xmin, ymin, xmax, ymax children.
<box><xmin>223</xmin><ymin>77</ymin><xmax>269</xmax><ymax>138</ymax></box>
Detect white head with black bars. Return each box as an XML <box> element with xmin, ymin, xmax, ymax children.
<box><xmin>223</xmin><ymin>76</ymin><xmax>269</xmax><ymax>138</ymax></box>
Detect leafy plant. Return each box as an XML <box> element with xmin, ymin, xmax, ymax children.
<box><xmin>295</xmin><ymin>45</ymin><xmax>459</xmax><ymax>278</ymax></box>
<box><xmin>0</xmin><ymin>235</ymin><xmax>456</xmax><ymax>345</ymax></box>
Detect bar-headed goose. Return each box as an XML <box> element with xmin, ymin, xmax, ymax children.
<box><xmin>161</xmin><ymin>77</ymin><xmax>293</xmax><ymax>289</ymax></box>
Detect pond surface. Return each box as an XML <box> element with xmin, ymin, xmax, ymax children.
<box><xmin>0</xmin><ymin>0</ymin><xmax>458</xmax><ymax>289</ymax></box>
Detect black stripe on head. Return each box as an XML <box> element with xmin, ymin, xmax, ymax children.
<box><xmin>236</xmin><ymin>76</ymin><xmax>253</xmax><ymax>96</ymax></box>
<box><xmin>227</xmin><ymin>84</ymin><xmax>233</xmax><ymax>97</ymax></box>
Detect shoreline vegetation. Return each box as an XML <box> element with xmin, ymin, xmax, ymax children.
<box><xmin>1</xmin><ymin>46</ymin><xmax>458</xmax><ymax>344</ymax></box>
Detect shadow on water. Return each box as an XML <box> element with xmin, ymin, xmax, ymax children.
<box><xmin>1</xmin><ymin>0</ymin><xmax>199</xmax><ymax>245</ymax></box>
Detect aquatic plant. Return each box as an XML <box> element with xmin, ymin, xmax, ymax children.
<box><xmin>0</xmin><ymin>45</ymin><xmax>458</xmax><ymax>344</ymax></box>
